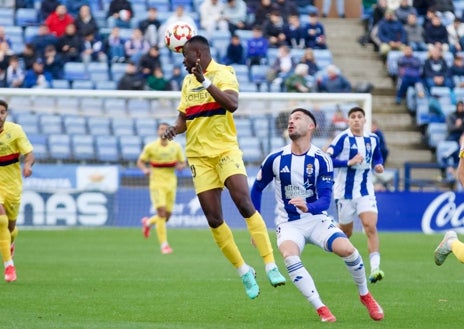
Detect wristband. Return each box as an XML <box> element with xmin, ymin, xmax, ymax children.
<box><xmin>202</xmin><ymin>78</ymin><xmax>211</xmax><ymax>89</ymax></box>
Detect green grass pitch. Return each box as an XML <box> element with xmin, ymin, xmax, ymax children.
<box><xmin>0</xmin><ymin>229</ymin><xmax>462</xmax><ymax>329</ymax></box>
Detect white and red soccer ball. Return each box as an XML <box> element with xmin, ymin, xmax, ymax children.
<box><xmin>164</xmin><ymin>21</ymin><xmax>196</xmax><ymax>53</ymax></box>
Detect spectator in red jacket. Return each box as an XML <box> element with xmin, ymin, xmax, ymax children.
<box><xmin>45</xmin><ymin>4</ymin><xmax>74</xmax><ymax>38</ymax></box>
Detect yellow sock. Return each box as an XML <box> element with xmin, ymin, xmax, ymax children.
<box><xmin>11</xmin><ymin>226</ymin><xmax>18</xmax><ymax>244</ymax></box>
<box><xmin>0</xmin><ymin>215</ymin><xmax>11</xmax><ymax>262</ymax></box>
<box><xmin>246</xmin><ymin>211</ymin><xmax>275</xmax><ymax>264</ymax></box>
<box><xmin>451</xmin><ymin>239</ymin><xmax>464</xmax><ymax>263</ymax></box>
<box><xmin>211</xmin><ymin>222</ymin><xmax>245</xmax><ymax>268</ymax></box>
<box><xmin>148</xmin><ymin>215</ymin><xmax>159</xmax><ymax>226</ymax></box>
<box><xmin>156</xmin><ymin>217</ymin><xmax>168</xmax><ymax>246</ymax></box>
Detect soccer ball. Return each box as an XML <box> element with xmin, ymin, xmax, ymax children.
<box><xmin>164</xmin><ymin>21</ymin><xmax>196</xmax><ymax>53</ymax></box>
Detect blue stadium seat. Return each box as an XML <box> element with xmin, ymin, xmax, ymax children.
<box><xmin>72</xmin><ymin>80</ymin><xmax>94</xmax><ymax>90</ymax></box>
<box><xmin>119</xmin><ymin>135</ymin><xmax>142</xmax><ymax>162</ymax></box>
<box><xmin>64</xmin><ymin>62</ymin><xmax>89</xmax><ymax>81</ymax></box>
<box><xmin>90</xmin><ymin>71</ymin><xmax>111</xmax><ymax>83</ymax></box>
<box><xmin>110</xmin><ymin>63</ymin><xmax>126</xmax><ymax>81</ymax></box>
<box><xmin>127</xmin><ymin>99</ymin><xmax>152</xmax><ymax>117</ymax></box>
<box><xmin>234</xmin><ymin>118</ymin><xmax>254</xmax><ymax>137</ymax></box>
<box><xmin>88</xmin><ymin>117</ymin><xmax>111</xmax><ymax>136</ymax></box>
<box><xmin>239</xmin><ymin>137</ymin><xmax>263</xmax><ymax>163</ymax></box>
<box><xmin>15</xmin><ymin>8</ymin><xmax>39</xmax><ymax>27</ymax></box>
<box><xmin>52</xmin><ymin>79</ymin><xmax>71</xmax><ymax>89</ymax></box>
<box><xmin>72</xmin><ymin>135</ymin><xmax>95</xmax><ymax>162</ymax></box>
<box><xmin>95</xmin><ymin>135</ymin><xmax>119</xmax><ymax>162</ymax></box>
<box><xmin>147</xmin><ymin>0</ymin><xmax>171</xmax><ymax>13</ymax></box>
<box><xmin>104</xmin><ymin>98</ymin><xmax>127</xmax><ymax>116</ymax></box>
<box><xmin>23</xmin><ymin>26</ymin><xmax>40</xmax><ymax>43</ymax></box>
<box><xmin>87</xmin><ymin>62</ymin><xmax>110</xmax><ymax>74</ymax></box>
<box><xmin>28</xmin><ymin>134</ymin><xmax>49</xmax><ymax>160</ymax></box>
<box><xmin>135</xmin><ymin>117</ymin><xmax>157</xmax><ymax>137</ymax></box>
<box><xmin>312</xmin><ymin>49</ymin><xmax>333</xmax><ymax>68</ymax></box>
<box><xmin>48</xmin><ymin>134</ymin><xmax>72</xmax><ymax>161</ymax></box>
<box><xmin>80</xmin><ymin>98</ymin><xmax>105</xmax><ymax>115</ymax></box>
<box><xmin>64</xmin><ymin>116</ymin><xmax>87</xmax><ymax>135</ymax></box>
<box><xmin>386</xmin><ymin>50</ymin><xmax>402</xmax><ymax>77</ymax></box>
<box><xmin>231</xmin><ymin>64</ymin><xmax>250</xmax><ymax>82</ymax></box>
<box><xmin>112</xmin><ymin>117</ymin><xmax>135</xmax><ymax>136</ymax></box>
<box><xmin>56</xmin><ymin>97</ymin><xmax>80</xmax><ymax>114</ymax></box>
<box><xmin>249</xmin><ymin>65</ymin><xmax>269</xmax><ymax>90</ymax></box>
<box><xmin>95</xmin><ymin>80</ymin><xmax>117</xmax><ymax>90</ymax></box>
<box><xmin>40</xmin><ymin>115</ymin><xmax>63</xmax><ymax>135</ymax></box>
<box><xmin>239</xmin><ymin>81</ymin><xmax>258</xmax><ymax>92</ymax></box>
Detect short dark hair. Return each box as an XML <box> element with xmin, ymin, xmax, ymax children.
<box><xmin>0</xmin><ymin>99</ymin><xmax>8</xmax><ymax>111</ymax></box>
<box><xmin>348</xmin><ymin>106</ymin><xmax>365</xmax><ymax>117</ymax></box>
<box><xmin>185</xmin><ymin>35</ymin><xmax>210</xmax><ymax>48</ymax></box>
<box><xmin>290</xmin><ymin>108</ymin><xmax>317</xmax><ymax>127</ymax></box>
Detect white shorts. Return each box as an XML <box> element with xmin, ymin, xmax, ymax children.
<box><xmin>335</xmin><ymin>195</ymin><xmax>378</xmax><ymax>225</ymax></box>
<box><xmin>276</xmin><ymin>214</ymin><xmax>347</xmax><ymax>253</ymax></box>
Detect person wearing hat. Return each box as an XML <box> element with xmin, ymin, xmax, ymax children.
<box><xmin>251</xmin><ymin>108</ymin><xmax>384</xmax><ymax>323</ymax></box>
<box><xmin>22</xmin><ymin>58</ymin><xmax>53</xmax><ymax>88</ymax></box>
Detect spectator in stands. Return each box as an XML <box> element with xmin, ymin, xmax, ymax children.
<box><xmin>22</xmin><ymin>58</ymin><xmax>53</xmax><ymax>88</ymax></box>
<box><xmin>395</xmin><ymin>45</ymin><xmax>423</xmax><ymax>104</ymax></box>
<box><xmin>103</xmin><ymin>26</ymin><xmax>126</xmax><ymax>63</ymax></box>
<box><xmin>0</xmin><ymin>27</ymin><xmax>12</xmax><ymax>49</ymax></box>
<box><xmin>222</xmin><ymin>0</ymin><xmax>248</xmax><ymax>35</ymax></box>
<box><xmin>303</xmin><ymin>12</ymin><xmax>328</xmax><ymax>50</ymax></box>
<box><xmin>117</xmin><ymin>61</ymin><xmax>145</xmax><ymax>90</ymax></box>
<box><xmin>316</xmin><ymin>64</ymin><xmax>352</xmax><ymax>93</ymax></box>
<box><xmin>62</xmin><ymin>0</ymin><xmax>90</xmax><ymax>18</ymax></box>
<box><xmin>371</xmin><ymin>119</ymin><xmax>389</xmax><ymax>164</ymax></box>
<box><xmin>0</xmin><ymin>41</ymin><xmax>13</xmax><ymax>72</ymax></box>
<box><xmin>253</xmin><ymin>0</ymin><xmax>275</xmax><ymax>26</ymax></box>
<box><xmin>74</xmin><ymin>4</ymin><xmax>99</xmax><ymax>39</ymax></box>
<box><xmin>5</xmin><ymin>55</ymin><xmax>24</xmax><ymax>88</ymax></box>
<box><xmin>81</xmin><ymin>31</ymin><xmax>107</xmax><ymax>65</ymax></box>
<box><xmin>199</xmin><ymin>0</ymin><xmax>228</xmax><ymax>39</ymax></box>
<box><xmin>45</xmin><ymin>4</ymin><xmax>75</xmax><ymax>38</ymax></box>
<box><xmin>394</xmin><ymin>0</ymin><xmax>417</xmax><ymax>24</ymax></box>
<box><xmin>107</xmin><ymin>0</ymin><xmax>133</xmax><ymax>29</ymax></box>
<box><xmin>450</xmin><ymin>54</ymin><xmax>464</xmax><ymax>88</ymax></box>
<box><xmin>124</xmin><ymin>28</ymin><xmax>150</xmax><ymax>64</ymax></box>
<box><xmin>138</xmin><ymin>7</ymin><xmax>162</xmax><ymax>46</ymax></box>
<box><xmin>246</xmin><ymin>25</ymin><xmax>269</xmax><ymax>67</ymax></box>
<box><xmin>442</xmin><ymin>101</ymin><xmax>464</xmax><ymax>182</ymax></box>
<box><xmin>138</xmin><ymin>45</ymin><xmax>161</xmax><ymax>78</ymax></box>
<box><xmin>262</xmin><ymin>10</ymin><xmax>287</xmax><ymax>48</ymax></box>
<box><xmin>284</xmin><ymin>63</ymin><xmax>312</xmax><ymax>92</ymax></box>
<box><xmin>168</xmin><ymin>65</ymin><xmax>184</xmax><ymax>91</ymax></box>
<box><xmin>299</xmin><ymin>48</ymin><xmax>320</xmax><ymax>76</ymax></box>
<box><xmin>329</xmin><ymin>107</ymin><xmax>348</xmax><ymax>137</ymax></box>
<box><xmin>223</xmin><ymin>34</ymin><xmax>246</xmax><ymax>65</ymax></box>
<box><xmin>430</xmin><ymin>0</ymin><xmax>455</xmax><ymax>26</ymax></box>
<box><xmin>365</xmin><ymin>0</ymin><xmax>388</xmax><ymax>51</ymax></box>
<box><xmin>266</xmin><ymin>44</ymin><xmax>296</xmax><ymax>91</ymax></box>
<box><xmin>42</xmin><ymin>44</ymin><xmax>63</xmax><ymax>79</ymax></box>
<box><xmin>56</xmin><ymin>23</ymin><xmax>82</xmax><ymax>63</ymax></box>
<box><xmin>40</xmin><ymin>0</ymin><xmax>60</xmax><ymax>22</ymax></box>
<box><xmin>283</xmin><ymin>14</ymin><xmax>306</xmax><ymax>49</ymax></box>
<box><xmin>273</xmin><ymin>0</ymin><xmax>299</xmax><ymax>23</ymax></box>
<box><xmin>17</xmin><ymin>43</ymin><xmax>37</xmax><ymax>71</ymax></box>
<box><xmin>322</xmin><ymin>0</ymin><xmax>346</xmax><ymax>18</ymax></box>
<box><xmin>422</xmin><ymin>45</ymin><xmax>454</xmax><ymax>93</ymax></box>
<box><xmin>146</xmin><ymin>66</ymin><xmax>169</xmax><ymax>91</ymax></box>
<box><xmin>29</xmin><ymin>25</ymin><xmax>58</xmax><ymax>57</ymax></box>
<box><xmin>446</xmin><ymin>17</ymin><xmax>464</xmax><ymax>54</ymax></box>
<box><xmin>377</xmin><ymin>9</ymin><xmax>407</xmax><ymax>59</ymax></box>
<box><xmin>413</xmin><ymin>0</ymin><xmax>429</xmax><ymax>17</ymax></box>
<box><xmin>424</xmin><ymin>13</ymin><xmax>449</xmax><ymax>52</ymax></box>
<box><xmin>404</xmin><ymin>13</ymin><xmax>428</xmax><ymax>51</ymax></box>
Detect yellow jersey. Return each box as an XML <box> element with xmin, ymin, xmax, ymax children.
<box><xmin>0</xmin><ymin>122</ymin><xmax>33</xmax><ymax>195</ymax></box>
<box><xmin>139</xmin><ymin>138</ymin><xmax>185</xmax><ymax>188</ymax></box>
<box><xmin>178</xmin><ymin>60</ymin><xmax>240</xmax><ymax>158</ymax></box>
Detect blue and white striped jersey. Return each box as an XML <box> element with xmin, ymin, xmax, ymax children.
<box><xmin>251</xmin><ymin>144</ymin><xmax>334</xmax><ymax>226</ymax></box>
<box><xmin>327</xmin><ymin>128</ymin><xmax>384</xmax><ymax>200</ymax></box>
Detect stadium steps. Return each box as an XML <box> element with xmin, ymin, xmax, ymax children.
<box><xmin>323</xmin><ymin>18</ymin><xmax>438</xmax><ymax>186</ymax></box>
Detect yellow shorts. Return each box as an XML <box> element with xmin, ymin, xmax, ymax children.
<box><xmin>149</xmin><ymin>185</ymin><xmax>176</xmax><ymax>212</ymax></box>
<box><xmin>0</xmin><ymin>190</ymin><xmax>20</xmax><ymax>220</ymax></box>
<box><xmin>188</xmin><ymin>149</ymin><xmax>247</xmax><ymax>194</ymax></box>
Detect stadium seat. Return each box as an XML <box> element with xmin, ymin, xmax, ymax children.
<box><xmin>48</xmin><ymin>134</ymin><xmax>72</xmax><ymax>161</ymax></box>
<box><xmin>23</xmin><ymin>26</ymin><xmax>40</xmax><ymax>43</ymax></box>
<box><xmin>95</xmin><ymin>135</ymin><xmax>119</xmax><ymax>162</ymax></box>
<box><xmin>104</xmin><ymin>98</ymin><xmax>127</xmax><ymax>116</ymax></box>
<box><xmin>110</xmin><ymin>63</ymin><xmax>126</xmax><ymax>81</ymax></box>
<box><xmin>135</xmin><ymin>117</ymin><xmax>157</xmax><ymax>137</ymax></box>
<box><xmin>119</xmin><ymin>135</ymin><xmax>142</xmax><ymax>162</ymax></box>
<box><xmin>71</xmin><ymin>135</ymin><xmax>95</xmax><ymax>162</ymax></box>
<box><xmin>87</xmin><ymin>62</ymin><xmax>110</xmax><ymax>74</ymax></box>
<box><xmin>64</xmin><ymin>116</ymin><xmax>87</xmax><ymax>135</ymax></box>
<box><xmin>250</xmin><ymin>65</ymin><xmax>269</xmax><ymax>85</ymax></box>
<box><xmin>72</xmin><ymin>80</ymin><xmax>94</xmax><ymax>90</ymax></box>
<box><xmin>28</xmin><ymin>134</ymin><xmax>49</xmax><ymax>160</ymax></box>
<box><xmin>90</xmin><ymin>71</ymin><xmax>111</xmax><ymax>83</ymax></box>
<box><xmin>95</xmin><ymin>81</ymin><xmax>117</xmax><ymax>90</ymax></box>
<box><xmin>231</xmin><ymin>64</ymin><xmax>250</xmax><ymax>82</ymax></box>
<box><xmin>40</xmin><ymin>115</ymin><xmax>63</xmax><ymax>135</ymax></box>
<box><xmin>386</xmin><ymin>50</ymin><xmax>402</xmax><ymax>77</ymax></box>
<box><xmin>112</xmin><ymin>117</ymin><xmax>135</xmax><ymax>136</ymax></box>
<box><xmin>88</xmin><ymin>117</ymin><xmax>111</xmax><ymax>136</ymax></box>
<box><xmin>15</xmin><ymin>8</ymin><xmax>39</xmax><ymax>27</ymax></box>
<box><xmin>64</xmin><ymin>62</ymin><xmax>89</xmax><ymax>81</ymax></box>
<box><xmin>312</xmin><ymin>49</ymin><xmax>333</xmax><ymax>68</ymax></box>
<box><xmin>147</xmin><ymin>0</ymin><xmax>171</xmax><ymax>13</ymax></box>
<box><xmin>80</xmin><ymin>98</ymin><xmax>105</xmax><ymax>115</ymax></box>
<box><xmin>52</xmin><ymin>79</ymin><xmax>71</xmax><ymax>89</ymax></box>
<box><xmin>239</xmin><ymin>81</ymin><xmax>258</xmax><ymax>92</ymax></box>
<box><xmin>127</xmin><ymin>99</ymin><xmax>152</xmax><ymax>117</ymax></box>
<box><xmin>56</xmin><ymin>97</ymin><xmax>80</xmax><ymax>114</ymax></box>
<box><xmin>239</xmin><ymin>137</ymin><xmax>263</xmax><ymax>163</ymax></box>
<box><xmin>436</xmin><ymin>140</ymin><xmax>459</xmax><ymax>166</ymax></box>
<box><xmin>235</xmin><ymin>117</ymin><xmax>254</xmax><ymax>137</ymax></box>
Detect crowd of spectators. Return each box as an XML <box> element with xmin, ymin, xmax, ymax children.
<box><xmin>0</xmin><ymin>0</ymin><xmax>355</xmax><ymax>93</ymax></box>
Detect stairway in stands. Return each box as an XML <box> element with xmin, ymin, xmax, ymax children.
<box><xmin>322</xmin><ymin>17</ymin><xmax>437</xmax><ymax>186</ymax></box>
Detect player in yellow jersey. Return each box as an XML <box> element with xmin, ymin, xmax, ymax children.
<box><xmin>163</xmin><ymin>35</ymin><xmax>286</xmax><ymax>299</ymax></box>
<box><xmin>137</xmin><ymin>122</ymin><xmax>186</xmax><ymax>254</ymax></box>
<box><xmin>0</xmin><ymin>99</ymin><xmax>35</xmax><ymax>282</ymax></box>
<box><xmin>434</xmin><ymin>135</ymin><xmax>464</xmax><ymax>265</ymax></box>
